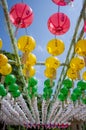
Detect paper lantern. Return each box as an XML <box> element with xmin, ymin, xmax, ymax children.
<box><xmin>75</xmin><ymin>40</ymin><xmax>86</xmax><ymax>56</ymax></box>
<box><xmin>32</xmin><ymin>86</ymin><xmax>37</xmax><ymax>94</ymax></box>
<box><xmin>0</xmin><ymin>84</ymin><xmax>7</xmax><ymax>97</ymax></box>
<box><xmin>17</xmin><ymin>35</ymin><xmax>36</xmax><ymax>52</ymax></box>
<box><xmin>73</xmin><ymin>88</ymin><xmax>82</xmax><ymax>97</ymax></box>
<box><xmin>47</xmin><ymin>12</ymin><xmax>70</xmax><ymax>35</ymax></box>
<box><xmin>44</xmin><ymin>67</ymin><xmax>57</xmax><ymax>79</ymax></box>
<box><xmin>22</xmin><ymin>66</ymin><xmax>36</xmax><ymax>77</ymax></box>
<box><xmin>11</xmin><ymin>90</ymin><xmax>21</xmax><ymax>98</ymax></box>
<box><xmin>0</xmin><ymin>63</ymin><xmax>12</xmax><ymax>75</ymax></box>
<box><xmin>9</xmin><ymin>83</ymin><xmax>19</xmax><ymax>92</ymax></box>
<box><xmin>77</xmin><ymin>80</ymin><xmax>86</xmax><ymax>91</ymax></box>
<box><xmin>70</xmin><ymin>57</ymin><xmax>85</xmax><ymax>71</ymax></box>
<box><xmin>47</xmin><ymin>39</ymin><xmax>65</xmax><ymax>56</ymax></box>
<box><xmin>9</xmin><ymin>3</ymin><xmax>34</xmax><ymax>28</ymax></box>
<box><xmin>60</xmin><ymin>87</ymin><xmax>68</xmax><ymax>96</ymax></box>
<box><xmin>82</xmin><ymin>71</ymin><xmax>86</xmax><ymax>80</ymax></box>
<box><xmin>45</xmin><ymin>56</ymin><xmax>60</xmax><ymax>69</ymax></box>
<box><xmin>62</xmin><ymin>78</ymin><xmax>72</xmax><ymax>89</ymax></box>
<box><xmin>52</xmin><ymin>0</ymin><xmax>74</xmax><ymax>6</ymax></box>
<box><xmin>70</xmin><ymin>93</ymin><xmax>78</xmax><ymax>101</ymax></box>
<box><xmin>58</xmin><ymin>93</ymin><xmax>66</xmax><ymax>101</ymax></box>
<box><xmin>67</xmin><ymin>68</ymin><xmax>78</xmax><ymax>80</ymax></box>
<box><xmin>25</xmin><ymin>53</ymin><xmax>36</xmax><ymax>66</ymax></box>
<box><xmin>5</xmin><ymin>74</ymin><xmax>16</xmax><ymax>85</ymax></box>
<box><xmin>28</xmin><ymin>77</ymin><xmax>38</xmax><ymax>87</ymax></box>
<box><xmin>44</xmin><ymin>79</ymin><xmax>55</xmax><ymax>87</ymax></box>
<box><xmin>0</xmin><ymin>54</ymin><xmax>8</xmax><ymax>66</ymax></box>
<box><xmin>43</xmin><ymin>87</ymin><xmax>53</xmax><ymax>94</ymax></box>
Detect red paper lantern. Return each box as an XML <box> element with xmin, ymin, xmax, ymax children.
<box><xmin>9</xmin><ymin>3</ymin><xmax>34</xmax><ymax>28</ymax></box>
<box><xmin>47</xmin><ymin>12</ymin><xmax>70</xmax><ymax>35</ymax></box>
<box><xmin>52</xmin><ymin>0</ymin><xmax>74</xmax><ymax>6</ymax></box>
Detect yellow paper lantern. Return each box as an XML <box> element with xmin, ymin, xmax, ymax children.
<box><xmin>25</xmin><ymin>53</ymin><xmax>37</xmax><ymax>66</ymax></box>
<box><xmin>67</xmin><ymin>68</ymin><xmax>78</xmax><ymax>80</ymax></box>
<box><xmin>44</xmin><ymin>67</ymin><xmax>57</xmax><ymax>79</ymax></box>
<box><xmin>45</xmin><ymin>56</ymin><xmax>60</xmax><ymax>69</ymax></box>
<box><xmin>75</xmin><ymin>39</ymin><xmax>86</xmax><ymax>56</ymax></box>
<box><xmin>82</xmin><ymin>71</ymin><xmax>86</xmax><ymax>80</ymax></box>
<box><xmin>47</xmin><ymin>39</ymin><xmax>65</xmax><ymax>56</ymax></box>
<box><xmin>22</xmin><ymin>66</ymin><xmax>36</xmax><ymax>77</ymax></box>
<box><xmin>0</xmin><ymin>39</ymin><xmax>2</xmax><ymax>49</ymax></box>
<box><xmin>17</xmin><ymin>35</ymin><xmax>36</xmax><ymax>52</ymax></box>
<box><xmin>0</xmin><ymin>54</ymin><xmax>8</xmax><ymax>66</ymax></box>
<box><xmin>70</xmin><ymin>57</ymin><xmax>85</xmax><ymax>71</ymax></box>
<box><xmin>0</xmin><ymin>63</ymin><xmax>12</xmax><ymax>75</ymax></box>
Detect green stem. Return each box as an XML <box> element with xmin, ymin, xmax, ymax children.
<box><xmin>1</xmin><ymin>0</ymin><xmax>26</xmax><ymax>89</ymax></box>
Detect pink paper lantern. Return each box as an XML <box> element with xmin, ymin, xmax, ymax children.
<box><xmin>47</xmin><ymin>12</ymin><xmax>70</xmax><ymax>35</ymax></box>
<box><xmin>9</xmin><ymin>3</ymin><xmax>34</xmax><ymax>28</ymax></box>
<box><xmin>52</xmin><ymin>0</ymin><xmax>74</xmax><ymax>6</ymax></box>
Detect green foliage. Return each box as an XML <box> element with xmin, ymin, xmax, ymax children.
<box><xmin>0</xmin><ymin>50</ymin><xmax>24</xmax><ymax>90</ymax></box>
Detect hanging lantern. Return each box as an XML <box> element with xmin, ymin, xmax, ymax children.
<box><xmin>73</xmin><ymin>88</ymin><xmax>82</xmax><ymax>97</ymax></box>
<box><xmin>9</xmin><ymin>3</ymin><xmax>34</xmax><ymax>28</ymax></box>
<box><xmin>44</xmin><ymin>79</ymin><xmax>55</xmax><ymax>87</ymax></box>
<box><xmin>70</xmin><ymin>93</ymin><xmax>78</xmax><ymax>102</ymax></box>
<box><xmin>77</xmin><ymin>80</ymin><xmax>86</xmax><ymax>91</ymax></box>
<box><xmin>52</xmin><ymin>0</ymin><xmax>74</xmax><ymax>6</ymax></box>
<box><xmin>67</xmin><ymin>68</ymin><xmax>78</xmax><ymax>80</ymax></box>
<box><xmin>47</xmin><ymin>39</ymin><xmax>65</xmax><ymax>56</ymax></box>
<box><xmin>9</xmin><ymin>83</ymin><xmax>19</xmax><ymax>92</ymax></box>
<box><xmin>60</xmin><ymin>87</ymin><xmax>68</xmax><ymax>96</ymax></box>
<box><xmin>0</xmin><ymin>84</ymin><xmax>7</xmax><ymax>97</ymax></box>
<box><xmin>17</xmin><ymin>35</ymin><xmax>36</xmax><ymax>52</ymax></box>
<box><xmin>44</xmin><ymin>67</ymin><xmax>57</xmax><ymax>79</ymax></box>
<box><xmin>28</xmin><ymin>77</ymin><xmax>38</xmax><ymax>87</ymax></box>
<box><xmin>45</xmin><ymin>56</ymin><xmax>60</xmax><ymax>69</ymax></box>
<box><xmin>11</xmin><ymin>90</ymin><xmax>21</xmax><ymax>98</ymax></box>
<box><xmin>0</xmin><ymin>54</ymin><xmax>8</xmax><ymax>66</ymax></box>
<box><xmin>70</xmin><ymin>57</ymin><xmax>85</xmax><ymax>71</ymax></box>
<box><xmin>5</xmin><ymin>74</ymin><xmax>16</xmax><ymax>85</ymax></box>
<box><xmin>22</xmin><ymin>66</ymin><xmax>36</xmax><ymax>77</ymax></box>
<box><xmin>43</xmin><ymin>87</ymin><xmax>53</xmax><ymax>94</ymax></box>
<box><xmin>82</xmin><ymin>71</ymin><xmax>86</xmax><ymax>81</ymax></box>
<box><xmin>62</xmin><ymin>78</ymin><xmax>73</xmax><ymax>89</ymax></box>
<box><xmin>47</xmin><ymin>12</ymin><xmax>70</xmax><ymax>35</ymax></box>
<box><xmin>75</xmin><ymin>39</ymin><xmax>86</xmax><ymax>57</ymax></box>
<box><xmin>25</xmin><ymin>53</ymin><xmax>37</xmax><ymax>66</ymax></box>
<box><xmin>0</xmin><ymin>63</ymin><xmax>12</xmax><ymax>75</ymax></box>
<box><xmin>58</xmin><ymin>93</ymin><xmax>66</xmax><ymax>101</ymax></box>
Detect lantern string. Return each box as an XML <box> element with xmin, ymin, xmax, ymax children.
<box><xmin>25</xmin><ymin>28</ymin><xmax>28</xmax><ymax>35</ymax></box>
<box><xmin>14</xmin><ymin>27</ymin><xmax>19</xmax><ymax>37</ymax></box>
<box><xmin>58</xmin><ymin>5</ymin><xmax>60</xmax><ymax>13</ymax></box>
<box><xmin>21</xmin><ymin>0</ymin><xmax>24</xmax><ymax>3</ymax></box>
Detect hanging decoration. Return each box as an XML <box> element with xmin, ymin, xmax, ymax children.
<box><xmin>52</xmin><ymin>0</ymin><xmax>74</xmax><ymax>6</ymax></box>
<box><xmin>75</xmin><ymin>39</ymin><xmax>86</xmax><ymax>57</ymax></box>
<box><xmin>9</xmin><ymin>3</ymin><xmax>34</xmax><ymax>28</ymax></box>
<box><xmin>17</xmin><ymin>35</ymin><xmax>36</xmax><ymax>53</ymax></box>
<box><xmin>47</xmin><ymin>38</ymin><xmax>65</xmax><ymax>56</ymax></box>
<box><xmin>47</xmin><ymin>12</ymin><xmax>70</xmax><ymax>35</ymax></box>
<box><xmin>17</xmin><ymin>35</ymin><xmax>36</xmax><ymax>78</ymax></box>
